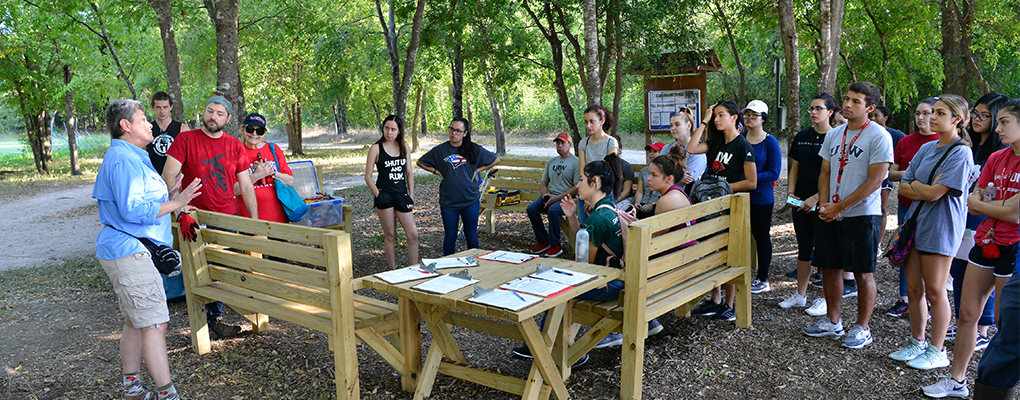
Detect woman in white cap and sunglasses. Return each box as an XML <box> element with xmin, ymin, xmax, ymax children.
<box><xmin>741</xmin><ymin>100</ymin><xmax>782</xmax><ymax>294</ymax></box>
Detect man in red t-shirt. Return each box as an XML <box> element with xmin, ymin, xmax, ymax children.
<box><xmin>161</xmin><ymin>92</ymin><xmax>257</xmax><ymax>339</ymax></box>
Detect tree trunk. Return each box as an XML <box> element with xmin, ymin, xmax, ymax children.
<box><xmin>581</xmin><ymin>0</ymin><xmax>602</xmax><ymax>107</ymax></box>
<box><xmin>420</xmin><ymin>87</ymin><xmax>428</xmax><ymax>138</ymax></box>
<box><xmin>610</xmin><ymin>9</ymin><xmax>623</xmax><ymax>138</ymax></box>
<box><xmin>713</xmin><ymin>0</ymin><xmax>746</xmax><ymax>106</ymax></box>
<box><xmin>940</xmin><ymin>0</ymin><xmax>989</xmax><ymax>96</ymax></box>
<box><xmin>64</xmin><ymin>65</ymin><xmax>81</xmax><ymax>175</ymax></box>
<box><xmin>150</xmin><ymin>0</ymin><xmax>186</xmax><ymax>120</ymax></box>
<box><xmin>863</xmin><ymin>1</ymin><xmax>889</xmax><ymax>101</ymax></box>
<box><xmin>523</xmin><ymin>0</ymin><xmax>580</xmax><ymax>144</ymax></box>
<box><xmin>371</xmin><ymin>98</ymin><xmax>382</xmax><ymax>128</ymax></box>
<box><xmin>484</xmin><ymin>69</ymin><xmax>506</xmax><ymax>156</ymax></box>
<box><xmin>779</xmin><ymin>0</ymin><xmax>801</xmax><ymax>138</ymax></box>
<box><xmin>285</xmin><ymin>99</ymin><xmax>303</xmax><ymax>156</ymax></box>
<box><xmin>333</xmin><ymin>97</ymin><xmax>348</xmax><ymax>137</ymax></box>
<box><xmin>411</xmin><ymin>85</ymin><xmax>423</xmax><ymax>152</ymax></box>
<box><xmin>204</xmin><ymin>0</ymin><xmax>246</xmax><ymax>137</ymax></box>
<box><xmin>816</xmin><ymin>0</ymin><xmax>845</xmax><ymax>95</ymax></box>
<box><xmin>466</xmin><ymin>99</ymin><xmax>473</xmax><ymax>125</ymax></box>
<box><xmin>451</xmin><ymin>43</ymin><xmax>464</xmax><ymax>118</ymax></box>
<box><xmin>375</xmin><ymin>0</ymin><xmax>426</xmax><ymax>121</ymax></box>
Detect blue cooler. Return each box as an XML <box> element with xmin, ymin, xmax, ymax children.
<box><xmin>162</xmin><ymin>272</ymin><xmax>186</xmax><ymax>302</ymax></box>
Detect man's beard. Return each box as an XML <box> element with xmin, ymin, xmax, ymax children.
<box><xmin>204</xmin><ymin>119</ymin><xmax>225</xmax><ymax>133</ymax></box>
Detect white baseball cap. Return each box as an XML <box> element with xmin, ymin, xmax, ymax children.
<box><xmin>743</xmin><ymin>100</ymin><xmax>768</xmax><ymax>115</ymax></box>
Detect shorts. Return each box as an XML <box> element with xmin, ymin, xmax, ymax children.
<box><xmin>813</xmin><ymin>215</ymin><xmax>881</xmax><ymax>274</ymax></box>
<box><xmin>99</xmin><ymin>252</ymin><xmax>169</xmax><ymax>328</ymax></box>
<box><xmin>969</xmin><ymin>243</ymin><xmax>1019</xmax><ymax>278</ymax></box>
<box><xmin>374</xmin><ymin>191</ymin><xmax>414</xmax><ymax>213</ymax></box>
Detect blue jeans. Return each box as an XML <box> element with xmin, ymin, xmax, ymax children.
<box><xmin>976</xmin><ymin>272</ymin><xmax>1019</xmax><ymax>389</ymax></box>
<box><xmin>577</xmin><ymin>199</ymin><xmax>589</xmax><ymax>226</ymax></box>
<box><xmin>441</xmin><ymin>202</ymin><xmax>481</xmax><ymax>256</ymax></box>
<box><xmin>527</xmin><ymin>197</ymin><xmax>564</xmax><ymax>247</ymax></box>
<box><xmin>898</xmin><ymin>203</ymin><xmax>908</xmax><ymax>298</ymax></box>
<box><xmin>951</xmin><ymin>258</ymin><xmax>995</xmax><ymax>326</ymax></box>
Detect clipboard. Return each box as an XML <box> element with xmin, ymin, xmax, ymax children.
<box><xmin>411</xmin><ymin>269</ymin><xmax>479</xmax><ymax>294</ymax></box>
<box><xmin>529</xmin><ymin>263</ymin><xmax>596</xmax><ymax>286</ymax></box>
<box><xmin>421</xmin><ymin>256</ymin><xmax>479</xmax><ymax>269</ymax></box>
<box><xmin>374</xmin><ymin>263</ymin><xmax>440</xmax><ymax>284</ymax></box>
<box><xmin>499</xmin><ymin>277</ymin><xmax>572</xmax><ymax>298</ymax></box>
<box><xmin>467</xmin><ymin>286</ymin><xmax>543</xmax><ymax>311</ymax></box>
<box><xmin>477</xmin><ymin>250</ymin><xmax>538</xmax><ymax>264</ymax></box>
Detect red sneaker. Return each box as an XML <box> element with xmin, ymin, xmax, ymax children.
<box><xmin>545</xmin><ymin>245</ymin><xmax>563</xmax><ymax>257</ymax></box>
<box><xmin>530</xmin><ymin>242</ymin><xmax>550</xmax><ymax>254</ymax></box>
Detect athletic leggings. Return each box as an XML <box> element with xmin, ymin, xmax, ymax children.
<box><xmin>750</xmin><ymin>203</ymin><xmax>774</xmax><ymax>282</ymax></box>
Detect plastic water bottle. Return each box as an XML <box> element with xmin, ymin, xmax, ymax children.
<box><xmin>983</xmin><ymin>183</ymin><xmax>996</xmax><ymax>202</ymax></box>
<box><xmin>575</xmin><ymin>224</ymin><xmax>589</xmax><ymax>263</ymax></box>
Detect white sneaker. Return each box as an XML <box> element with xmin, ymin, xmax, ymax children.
<box><xmin>779</xmin><ymin>293</ymin><xmax>807</xmax><ymax>309</ymax></box>
<box><xmin>805</xmin><ymin>298</ymin><xmax>827</xmax><ymax>316</ymax></box>
<box><xmin>803</xmin><ymin>318</ymin><xmax>844</xmax><ymax>337</ymax></box>
<box><xmin>889</xmin><ymin>336</ymin><xmax>928</xmax><ymax>361</ymax></box>
<box><xmin>946</xmin><ymin>275</ymin><xmax>954</xmax><ymax>292</ymax></box>
<box><xmin>907</xmin><ymin>344</ymin><xmax>950</xmax><ymax>370</ymax></box>
<box><xmin>842</xmin><ymin>324</ymin><xmax>873</xmax><ymax>349</ymax></box>
<box><xmin>922</xmin><ymin>375</ymin><xmax>969</xmax><ymax>398</ymax></box>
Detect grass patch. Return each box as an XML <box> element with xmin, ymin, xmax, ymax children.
<box><xmin>0</xmin><ymin>257</ymin><xmax>109</xmax><ymax>302</ymax></box>
<box><xmin>0</xmin><ymin>144</ymin><xmax>109</xmax><ymax>202</ymax></box>
<box><xmin>289</xmin><ymin>146</ymin><xmax>371</xmax><ymax>179</ymax></box>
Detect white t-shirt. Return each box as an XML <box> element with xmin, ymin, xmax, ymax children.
<box><xmin>818</xmin><ymin>121</ymin><xmax>893</xmax><ymax>218</ymax></box>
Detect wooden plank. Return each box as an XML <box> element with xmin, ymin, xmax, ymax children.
<box><xmin>442</xmin><ymin>312</ymin><xmax>525</xmax><ymax>342</ymax></box>
<box><xmin>325</xmin><ymin>232</ymin><xmax>360</xmax><ymax>400</ymax></box>
<box><xmin>204</xmin><ymin>247</ymin><xmax>328</xmax><ymax>289</ymax></box>
<box><xmin>487</xmin><ymin>179</ymin><xmax>542</xmax><ymax>192</ymax></box>
<box><xmin>414</xmin><ymin>341</ymin><xmax>444</xmax><ymax>400</ymax></box>
<box><xmin>644</xmin><ymin>266</ymin><xmax>747</xmax><ymax>320</ymax></box>
<box><xmin>354</xmin><ymin>326</ymin><xmax>406</xmax><ymax>375</ymax></box>
<box><xmin>490</xmin><ymin>168</ymin><xmax>544</xmax><ymax>181</ymax></box>
<box><xmin>436</xmin><ymin>361</ymin><xmax>531</xmax><ymax>396</ymax></box>
<box><xmin>399</xmin><ymin>298</ymin><xmax>421</xmax><ymax>392</ymax></box>
<box><xmin>233</xmin><ymin>306</ymin><xmax>269</xmax><ymax>333</ymax></box>
<box><xmin>646</xmin><ymin>233</ymin><xmax>730</xmax><ymax>278</ymax></box>
<box><xmin>630</xmin><ymin>195</ymin><xmax>730</xmax><ymax>233</ymax></box>
<box><xmin>191</xmin><ymin>284</ymin><xmax>333</xmax><ymax>333</ymax></box>
<box><xmin>646</xmin><ymin>250</ymin><xmax>729</xmax><ymax>299</ymax></box>
<box><xmin>193</xmin><ymin>210</ymin><xmax>328</xmax><ymax>246</ymax></box>
<box><xmin>496</xmin><ymin>159</ymin><xmax>548</xmax><ymax>169</ymax></box>
<box><xmin>647</xmin><ymin>215</ymin><xmax>730</xmax><ymax>255</ymax></box>
<box><xmin>208</xmin><ymin>265</ymin><xmax>332</xmax><ymax>311</ymax></box>
<box><xmin>620</xmin><ymin>221</ymin><xmax>652</xmax><ymax>400</ymax></box>
<box><xmin>177</xmin><ymin>223</ymin><xmax>212</xmax><ymax>355</ymax></box>
<box><xmin>727</xmin><ymin>194</ymin><xmax>751</xmax><ymax>267</ymax></box>
<box><xmin>202</xmin><ymin>229</ymin><xmax>328</xmax><ymax>268</ymax></box>
<box><xmin>519</xmin><ymin>320</ymin><xmax>569</xmax><ymax>400</ymax></box>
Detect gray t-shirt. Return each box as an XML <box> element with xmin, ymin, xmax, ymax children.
<box><xmin>818</xmin><ymin>122</ymin><xmax>894</xmax><ymax>218</ymax></box>
<box><xmin>579</xmin><ymin>136</ymin><xmax>619</xmax><ymax>165</ymax></box>
<box><xmin>638</xmin><ymin>166</ymin><xmax>661</xmax><ymax>204</ymax></box>
<box><xmin>620</xmin><ymin>159</ymin><xmax>636</xmax><ymax>203</ymax></box>
<box><xmin>660</xmin><ymin>141</ymin><xmax>707</xmax><ymax>181</ymax></box>
<box><xmin>542</xmin><ymin>154</ymin><xmax>579</xmax><ymax>196</ymax></box>
<box><xmin>902</xmin><ymin>140</ymin><xmax>973</xmax><ymax>256</ymax></box>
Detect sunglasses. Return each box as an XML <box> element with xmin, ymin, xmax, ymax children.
<box><xmin>245</xmin><ymin>126</ymin><xmax>266</xmax><ymax>135</ymax></box>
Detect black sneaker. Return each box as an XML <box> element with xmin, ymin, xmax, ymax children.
<box><xmin>886</xmin><ymin>299</ymin><xmax>909</xmax><ymax>318</ymax></box>
<box><xmin>810</xmin><ymin>279</ymin><xmax>824</xmax><ymax>289</ymax></box>
<box><xmin>842</xmin><ymin>282</ymin><xmax>858</xmax><ymax>298</ymax></box>
<box><xmin>691</xmin><ymin>300</ymin><xmax>722</xmax><ymax>317</ymax></box>
<box><xmin>210</xmin><ymin>320</ymin><xmax>241</xmax><ymax>339</ymax></box>
<box><xmin>571</xmin><ymin>353</ymin><xmax>590</xmax><ymax>369</ymax></box>
<box><xmin>711</xmin><ymin>304</ymin><xmax>736</xmax><ymax>321</ymax></box>
<box><xmin>750</xmin><ymin>279</ymin><xmax>770</xmax><ymax>294</ymax></box>
<box><xmin>784</xmin><ymin>269</ymin><xmax>798</xmax><ymax>278</ymax></box>
<box><xmin>512</xmin><ymin>345</ymin><xmax>533</xmax><ymax>359</ymax></box>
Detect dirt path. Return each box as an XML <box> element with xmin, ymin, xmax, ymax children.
<box><xmin>0</xmin><ymin>186</ymin><xmax>98</xmax><ymax>271</ymax></box>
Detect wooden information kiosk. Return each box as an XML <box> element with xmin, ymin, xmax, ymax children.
<box><xmin>637</xmin><ymin>50</ymin><xmax>720</xmax><ymax>146</ymax></box>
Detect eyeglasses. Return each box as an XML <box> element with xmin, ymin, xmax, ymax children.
<box><xmin>807</xmin><ymin>106</ymin><xmax>828</xmax><ymax>113</ymax></box>
<box><xmin>245</xmin><ymin>126</ymin><xmax>267</xmax><ymax>135</ymax></box>
<box><xmin>970</xmin><ymin>111</ymin><xmax>992</xmax><ymax>122</ymax></box>
<box><xmin>914</xmin><ymin>111</ymin><xmax>933</xmax><ymax>118</ymax></box>
<box><xmin>743</xmin><ymin>113</ymin><xmax>761</xmax><ymax>119</ymax></box>
<box><xmin>449</xmin><ymin>126</ymin><xmax>466</xmax><ymax>135</ymax></box>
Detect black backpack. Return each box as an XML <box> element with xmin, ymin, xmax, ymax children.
<box><xmin>689</xmin><ymin>175</ymin><xmax>733</xmax><ymax>204</ymax></box>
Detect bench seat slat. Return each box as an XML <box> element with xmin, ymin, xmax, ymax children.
<box><xmin>646</xmin><ymin>250</ymin><xmax>729</xmax><ymax>298</ymax></box>
<box><xmin>632</xmin><ymin>196</ymin><xmax>730</xmax><ymax>233</ymax></box>
<box><xmin>643</xmin><ymin>265</ymin><xmax>747</xmax><ymax>321</ymax></box>
<box><xmin>487</xmin><ymin>179</ymin><xmax>542</xmax><ymax>192</ymax></box>
<box><xmin>192</xmin><ymin>283</ymin><xmax>334</xmax><ymax>333</ymax></box>
<box><xmin>209</xmin><ymin>265</ymin><xmax>333</xmax><ymax>311</ymax></box>
<box><xmin>489</xmin><ymin>168</ymin><xmax>543</xmax><ymax>181</ymax></box>
<box><xmin>201</xmin><ymin>229</ymin><xmax>329</xmax><ymax>268</ymax></box>
<box><xmin>204</xmin><ymin>247</ymin><xmax>329</xmax><ymax>289</ymax></box>
<box><xmin>196</xmin><ymin>212</ymin><xmax>329</xmax><ymax>246</ymax></box>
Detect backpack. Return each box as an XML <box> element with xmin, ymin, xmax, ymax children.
<box><xmin>689</xmin><ymin>175</ymin><xmax>733</xmax><ymax>204</ymax></box>
<box><xmin>595</xmin><ymin>204</ymin><xmax>636</xmax><ymax>268</ymax></box>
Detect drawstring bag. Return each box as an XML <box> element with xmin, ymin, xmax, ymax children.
<box><xmin>105</xmin><ymin>225</ymin><xmax>180</xmax><ymax>275</ymax></box>
<box><xmin>269</xmin><ymin>142</ymin><xmax>309</xmax><ymax>222</ymax></box>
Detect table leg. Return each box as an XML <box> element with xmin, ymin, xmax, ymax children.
<box><xmin>555</xmin><ymin>304</ymin><xmax>571</xmax><ymax>381</ymax></box>
<box><xmin>417</xmin><ymin>303</ymin><xmax>466</xmax><ymax>364</ymax></box>
<box><xmin>399</xmin><ymin>298</ymin><xmax>421</xmax><ymax>392</ymax></box>
<box><xmin>414</xmin><ymin>341</ymin><xmax>444</xmax><ymax>400</ymax></box>
<box><xmin>519</xmin><ymin>319</ymin><xmax>570</xmax><ymax>400</ymax></box>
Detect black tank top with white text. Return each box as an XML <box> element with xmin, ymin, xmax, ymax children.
<box><xmin>376</xmin><ymin>145</ymin><xmax>408</xmax><ymax>194</ymax></box>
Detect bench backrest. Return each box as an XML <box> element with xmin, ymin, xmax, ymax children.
<box><xmin>621</xmin><ymin>193</ymin><xmax>751</xmax><ymax>313</ymax></box>
<box><xmin>488</xmin><ymin>158</ymin><xmax>646</xmax><ymax>204</ymax></box>
<box><xmin>178</xmin><ymin>210</ymin><xmax>357</xmax><ymax>334</ymax></box>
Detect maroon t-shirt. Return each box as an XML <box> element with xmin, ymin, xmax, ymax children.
<box><xmin>894</xmin><ymin>131</ymin><xmax>939</xmax><ymax>208</ymax></box>
<box><xmin>166</xmin><ymin>129</ymin><xmax>248</xmax><ymax>214</ymax></box>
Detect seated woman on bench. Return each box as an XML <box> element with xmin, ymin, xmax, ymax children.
<box><xmin>647</xmin><ymin>145</ymin><xmax>696</xmax><ymax>253</ymax></box>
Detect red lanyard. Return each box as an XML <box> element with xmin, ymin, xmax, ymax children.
<box><xmin>832</xmin><ymin>120</ymin><xmax>871</xmax><ymax>203</ymax></box>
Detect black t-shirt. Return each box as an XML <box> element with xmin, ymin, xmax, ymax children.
<box><xmin>789</xmin><ymin>127</ymin><xmax>827</xmax><ymax>199</ymax></box>
<box><xmin>148</xmin><ymin>120</ymin><xmax>183</xmax><ymax>174</ymax></box>
<box><xmin>706</xmin><ymin>135</ymin><xmax>755</xmax><ymax>185</ymax></box>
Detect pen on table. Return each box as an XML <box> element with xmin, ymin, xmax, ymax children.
<box><xmin>553</xmin><ymin>269</ymin><xmax>574</xmax><ymax>276</ymax></box>
<box><xmin>510</xmin><ymin>289</ymin><xmax>526</xmax><ymax>302</ymax></box>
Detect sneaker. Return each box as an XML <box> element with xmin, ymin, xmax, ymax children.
<box><xmin>805</xmin><ymin>298</ymin><xmax>828</xmax><ymax>316</ymax></box>
<box><xmin>711</xmin><ymin>304</ymin><xmax>736</xmax><ymax>321</ymax></box>
<box><xmin>571</xmin><ymin>353</ymin><xmax>589</xmax><ymax>369</ymax></box>
<box><xmin>593</xmin><ymin>332</ymin><xmax>623</xmax><ymax>348</ymax></box>
<box><xmin>946</xmin><ymin>275</ymin><xmax>954</xmax><ymax>292</ymax></box>
<box><xmin>946</xmin><ymin>323</ymin><xmax>957</xmax><ymax>342</ymax></box>
<box><xmin>691</xmin><ymin>300</ymin><xmax>722</xmax><ymax>317</ymax></box>
<box><xmin>975</xmin><ymin>333</ymin><xmax>990</xmax><ymax>352</ymax></box>
<box><xmin>750</xmin><ymin>279</ymin><xmax>770</xmax><ymax>294</ymax></box>
<box><xmin>842</xmin><ymin>324</ymin><xmax>873</xmax><ymax>349</ymax></box>
<box><xmin>810</xmin><ymin>279</ymin><xmax>824</xmax><ymax>289</ymax></box>
<box><xmin>784</xmin><ymin>269</ymin><xmax>798</xmax><ymax>278</ymax></box>
<box><xmin>647</xmin><ymin>319</ymin><xmax>663</xmax><ymax>337</ymax></box>
<box><xmin>124</xmin><ymin>390</ymin><xmax>153</xmax><ymax>400</ymax></box>
<box><xmin>804</xmin><ymin>318</ymin><xmax>844</xmax><ymax>337</ymax></box>
<box><xmin>889</xmin><ymin>336</ymin><xmax>928</xmax><ymax>361</ymax></box>
<box><xmin>779</xmin><ymin>293</ymin><xmax>807</xmax><ymax>309</ymax></box>
<box><xmin>544</xmin><ymin>244</ymin><xmax>563</xmax><ymax>257</ymax></box>
<box><xmin>530</xmin><ymin>242</ymin><xmax>550</xmax><ymax>254</ymax></box>
<box><xmin>210</xmin><ymin>320</ymin><xmax>241</xmax><ymax>339</ymax></box>
<box><xmin>907</xmin><ymin>344</ymin><xmax>950</xmax><ymax>370</ymax></box>
<box><xmin>922</xmin><ymin>375</ymin><xmax>969</xmax><ymax>398</ymax></box>
<box><xmin>842</xmin><ymin>283</ymin><xmax>858</xmax><ymax>298</ymax></box>
<box><xmin>886</xmin><ymin>300</ymin><xmax>909</xmax><ymax>318</ymax></box>
<box><xmin>512</xmin><ymin>344</ymin><xmax>533</xmax><ymax>359</ymax></box>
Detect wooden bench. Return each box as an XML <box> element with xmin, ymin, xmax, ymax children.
<box><xmin>566</xmin><ymin>193</ymin><xmax>752</xmax><ymax>400</ymax></box>
<box><xmin>177</xmin><ymin>210</ymin><xmax>420</xmax><ymax>400</ymax></box>
<box><xmin>482</xmin><ymin>158</ymin><xmax>645</xmax><ymax>249</ymax></box>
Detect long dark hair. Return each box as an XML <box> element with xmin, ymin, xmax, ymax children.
<box><xmin>376</xmin><ymin>115</ymin><xmax>407</xmax><ymax>158</ymax></box>
<box><xmin>813</xmin><ymin>92</ymin><xmax>839</xmax><ymax>126</ymax></box>
<box><xmin>451</xmin><ymin>117</ymin><xmax>477</xmax><ymax>165</ymax></box>
<box><xmin>706</xmin><ymin>100</ymin><xmax>743</xmax><ymax>152</ymax></box>
<box><xmin>583</xmin><ymin>105</ymin><xmax>614</xmax><ymax>132</ymax></box>
<box><xmin>583</xmin><ymin>160</ymin><xmax>616</xmax><ymax>195</ymax></box>
<box><xmin>967</xmin><ymin>92</ymin><xmax>1009</xmax><ymax>164</ymax></box>
<box><xmin>652</xmin><ymin>144</ymin><xmax>688</xmax><ymax>184</ymax></box>
<box><xmin>602</xmin><ymin>153</ymin><xmax>625</xmax><ymax>199</ymax></box>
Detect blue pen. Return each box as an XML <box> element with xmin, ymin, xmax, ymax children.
<box><xmin>510</xmin><ymin>289</ymin><xmax>526</xmax><ymax>302</ymax></box>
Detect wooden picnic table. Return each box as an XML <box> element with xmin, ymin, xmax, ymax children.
<box><xmin>361</xmin><ymin>249</ymin><xmax>622</xmax><ymax>400</ymax></box>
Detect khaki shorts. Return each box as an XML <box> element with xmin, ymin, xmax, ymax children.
<box><xmin>99</xmin><ymin>252</ymin><xmax>169</xmax><ymax>328</ymax></box>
